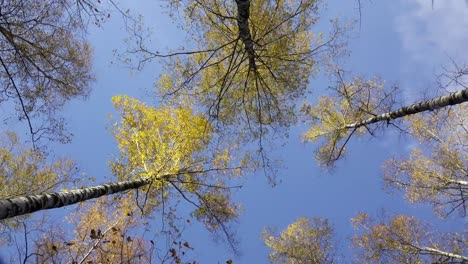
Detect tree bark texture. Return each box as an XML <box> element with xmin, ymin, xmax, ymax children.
<box><xmin>420</xmin><ymin>246</ymin><xmax>468</xmax><ymax>262</ymax></box>
<box><xmin>235</xmin><ymin>0</ymin><xmax>256</xmax><ymax>69</ymax></box>
<box><xmin>344</xmin><ymin>88</ymin><xmax>468</xmax><ymax>129</ymax></box>
<box><xmin>0</xmin><ymin>178</ymin><xmax>151</xmax><ymax>220</ymax></box>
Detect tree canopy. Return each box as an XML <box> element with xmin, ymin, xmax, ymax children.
<box><xmin>132</xmin><ymin>0</ymin><xmax>345</xmax><ymax>140</ymax></box>
<box><xmin>0</xmin><ymin>1</ymin><xmax>466</xmax><ymax>263</ymax></box>
<box><xmin>0</xmin><ymin>0</ymin><xmax>95</xmax><ymax>146</ymax></box>
<box><xmin>263</xmin><ymin>217</ymin><xmax>337</xmax><ymax>264</ymax></box>
<box><xmin>384</xmin><ymin>104</ymin><xmax>467</xmax><ymax>217</ymax></box>
<box><xmin>351</xmin><ymin>213</ymin><xmax>467</xmax><ymax>263</ymax></box>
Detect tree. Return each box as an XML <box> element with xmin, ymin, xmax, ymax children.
<box><xmin>301</xmin><ymin>68</ymin><xmax>467</xmax><ymax>216</ymax></box>
<box><xmin>384</xmin><ymin>104</ymin><xmax>467</xmax><ymax>217</ymax></box>
<box><xmin>110</xmin><ymin>95</ymin><xmax>242</xmax><ymax>242</ymax></box>
<box><xmin>0</xmin><ymin>95</ymin><xmax>242</xmax><ymax>248</ymax></box>
<box><xmin>3</xmin><ymin>1</ymin><xmax>465</xmax><ymax>262</ymax></box>
<box><xmin>129</xmin><ymin>0</ymin><xmax>345</xmax><ymax>141</ymax></box>
<box><xmin>0</xmin><ymin>0</ymin><xmax>94</xmax><ymax>147</ymax></box>
<box><xmin>302</xmin><ymin>69</ymin><xmax>468</xmax><ymax>167</ymax></box>
<box><xmin>264</xmin><ymin>213</ymin><xmax>467</xmax><ymax>264</ymax></box>
<box><xmin>32</xmin><ymin>195</ymin><xmax>152</xmax><ymax>263</ymax></box>
<box><xmin>0</xmin><ymin>176</ymin><xmax>151</xmax><ymax>221</ymax></box>
<box><xmin>0</xmin><ymin>131</ymin><xmax>76</xmax><ymax>200</ymax></box>
<box><xmin>31</xmin><ymin>193</ymin><xmax>199</xmax><ymax>263</ymax></box>
<box><xmin>263</xmin><ymin>217</ymin><xmax>337</xmax><ymax>264</ymax></box>
<box><xmin>0</xmin><ymin>131</ymin><xmax>76</xmax><ymax>244</ymax></box>
<box><xmin>351</xmin><ymin>212</ymin><xmax>467</xmax><ymax>263</ymax></box>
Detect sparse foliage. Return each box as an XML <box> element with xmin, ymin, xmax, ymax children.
<box><xmin>0</xmin><ymin>131</ymin><xmax>76</xmax><ymax>200</ymax></box>
<box><xmin>0</xmin><ymin>0</ymin><xmax>94</xmax><ymax>146</ymax></box>
<box><xmin>0</xmin><ymin>131</ymin><xmax>76</xmax><ymax>240</ymax></box>
<box><xmin>384</xmin><ymin>104</ymin><xmax>468</xmax><ymax>217</ymax></box>
<box><xmin>1</xmin><ymin>1</ymin><xmax>466</xmax><ymax>263</ymax></box>
<box><xmin>33</xmin><ymin>195</ymin><xmax>151</xmax><ymax>263</ymax></box>
<box><xmin>302</xmin><ymin>73</ymin><xmax>396</xmax><ymax>167</ymax></box>
<box><xmin>130</xmin><ymin>0</ymin><xmax>345</xmax><ymax>141</ymax></box>
<box><xmin>302</xmin><ymin>69</ymin><xmax>468</xmax><ymax>167</ymax></box>
<box><xmin>351</xmin><ymin>212</ymin><xmax>467</xmax><ymax>263</ymax></box>
<box><xmin>111</xmin><ymin>95</ymin><xmax>242</xmax><ymax>247</ymax></box>
<box><xmin>263</xmin><ymin>217</ymin><xmax>337</xmax><ymax>264</ymax></box>
<box><xmin>0</xmin><ymin>96</ymin><xmax>243</xmax><ymax>252</ymax></box>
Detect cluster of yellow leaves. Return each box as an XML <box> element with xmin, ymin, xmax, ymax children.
<box><xmin>302</xmin><ymin>76</ymin><xmax>393</xmax><ymax>166</ymax></box>
<box><xmin>111</xmin><ymin>95</ymin><xmax>211</xmax><ymax>180</ymax></box>
<box><xmin>351</xmin><ymin>213</ymin><xmax>427</xmax><ymax>264</ymax></box>
<box><xmin>160</xmin><ymin>0</ymin><xmax>321</xmax><ymax>132</ymax></box>
<box><xmin>351</xmin><ymin>212</ymin><xmax>466</xmax><ymax>263</ymax></box>
<box><xmin>110</xmin><ymin>95</ymin><xmax>241</xmax><ymax>235</ymax></box>
<box><xmin>263</xmin><ymin>217</ymin><xmax>335</xmax><ymax>264</ymax></box>
<box><xmin>34</xmin><ymin>195</ymin><xmax>151</xmax><ymax>263</ymax></box>
<box><xmin>193</xmin><ymin>188</ymin><xmax>240</xmax><ymax>232</ymax></box>
<box><xmin>302</xmin><ymin>97</ymin><xmax>349</xmax><ymax>166</ymax></box>
<box><xmin>0</xmin><ymin>131</ymin><xmax>76</xmax><ymax>237</ymax></box>
<box><xmin>384</xmin><ymin>104</ymin><xmax>467</xmax><ymax>217</ymax></box>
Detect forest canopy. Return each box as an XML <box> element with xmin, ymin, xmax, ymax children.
<box><xmin>0</xmin><ymin>0</ymin><xmax>466</xmax><ymax>263</ymax></box>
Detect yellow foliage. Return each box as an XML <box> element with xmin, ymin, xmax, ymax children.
<box><xmin>111</xmin><ymin>95</ymin><xmax>212</xmax><ymax>179</ymax></box>
<box><xmin>0</xmin><ymin>131</ymin><xmax>76</xmax><ymax>237</ymax></box>
<box><xmin>263</xmin><ymin>217</ymin><xmax>336</xmax><ymax>264</ymax></box>
<box><xmin>351</xmin><ymin>213</ymin><xmax>466</xmax><ymax>263</ymax></box>
<box><xmin>34</xmin><ymin>195</ymin><xmax>151</xmax><ymax>263</ymax></box>
<box><xmin>1</xmin><ymin>0</ymin><xmax>94</xmax><ymax>143</ymax></box>
<box><xmin>110</xmin><ymin>95</ymin><xmax>241</xmax><ymax>236</ymax></box>
<box><xmin>302</xmin><ymin>76</ymin><xmax>394</xmax><ymax>167</ymax></box>
<box><xmin>160</xmin><ymin>0</ymin><xmax>325</xmax><ymax>134</ymax></box>
<box><xmin>384</xmin><ymin>104</ymin><xmax>467</xmax><ymax>217</ymax></box>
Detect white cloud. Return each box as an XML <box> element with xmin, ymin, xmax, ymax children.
<box><xmin>393</xmin><ymin>0</ymin><xmax>468</xmax><ymax>96</ymax></box>
<box><xmin>395</xmin><ymin>0</ymin><xmax>468</xmax><ymax>64</ymax></box>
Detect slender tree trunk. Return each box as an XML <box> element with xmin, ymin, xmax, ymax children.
<box><xmin>0</xmin><ymin>178</ymin><xmax>151</xmax><ymax>220</ymax></box>
<box><xmin>235</xmin><ymin>0</ymin><xmax>256</xmax><ymax>69</ymax></box>
<box><xmin>448</xmin><ymin>179</ymin><xmax>468</xmax><ymax>186</ymax></box>
<box><xmin>344</xmin><ymin>88</ymin><xmax>468</xmax><ymax>129</ymax></box>
<box><xmin>419</xmin><ymin>246</ymin><xmax>468</xmax><ymax>262</ymax></box>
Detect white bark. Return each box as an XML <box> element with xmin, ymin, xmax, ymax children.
<box><xmin>420</xmin><ymin>246</ymin><xmax>468</xmax><ymax>262</ymax></box>
<box><xmin>0</xmin><ymin>178</ymin><xmax>151</xmax><ymax>220</ymax></box>
<box><xmin>447</xmin><ymin>179</ymin><xmax>468</xmax><ymax>186</ymax></box>
<box><xmin>344</xmin><ymin>88</ymin><xmax>468</xmax><ymax>129</ymax></box>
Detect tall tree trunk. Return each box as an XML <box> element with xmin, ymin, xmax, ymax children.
<box><xmin>0</xmin><ymin>178</ymin><xmax>151</xmax><ymax>220</ymax></box>
<box><xmin>235</xmin><ymin>0</ymin><xmax>256</xmax><ymax>69</ymax></box>
<box><xmin>344</xmin><ymin>88</ymin><xmax>468</xmax><ymax>129</ymax></box>
<box><xmin>419</xmin><ymin>246</ymin><xmax>468</xmax><ymax>262</ymax></box>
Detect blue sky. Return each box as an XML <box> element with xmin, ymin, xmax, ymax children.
<box><xmin>2</xmin><ymin>0</ymin><xmax>467</xmax><ymax>262</ymax></box>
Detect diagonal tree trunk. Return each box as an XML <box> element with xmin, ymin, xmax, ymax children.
<box><xmin>235</xmin><ymin>0</ymin><xmax>256</xmax><ymax>69</ymax></box>
<box><xmin>344</xmin><ymin>88</ymin><xmax>468</xmax><ymax>129</ymax></box>
<box><xmin>0</xmin><ymin>178</ymin><xmax>151</xmax><ymax>220</ymax></box>
<box><xmin>418</xmin><ymin>246</ymin><xmax>468</xmax><ymax>262</ymax></box>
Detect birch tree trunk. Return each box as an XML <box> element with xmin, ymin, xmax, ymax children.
<box><xmin>344</xmin><ymin>88</ymin><xmax>468</xmax><ymax>129</ymax></box>
<box><xmin>235</xmin><ymin>0</ymin><xmax>256</xmax><ymax>69</ymax></box>
<box><xmin>0</xmin><ymin>178</ymin><xmax>151</xmax><ymax>220</ymax></box>
<box><xmin>419</xmin><ymin>246</ymin><xmax>468</xmax><ymax>262</ymax></box>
